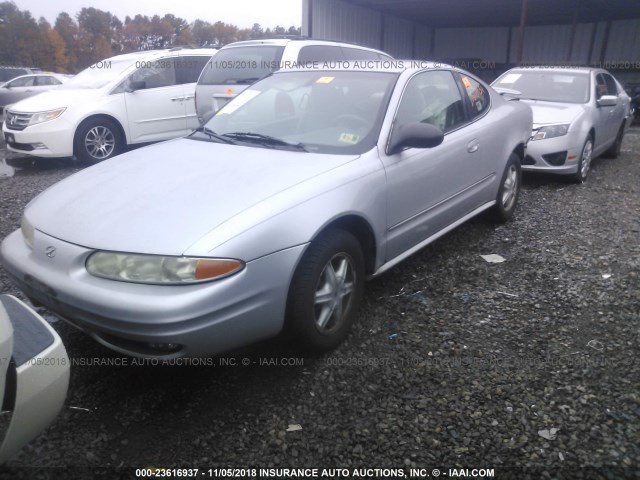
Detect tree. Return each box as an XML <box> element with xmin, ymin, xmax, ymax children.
<box><xmin>54</xmin><ymin>12</ymin><xmax>79</xmax><ymax>70</ymax></box>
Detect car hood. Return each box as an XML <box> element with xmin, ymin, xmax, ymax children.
<box><xmin>7</xmin><ymin>89</ymin><xmax>102</xmax><ymax>112</ymax></box>
<box><xmin>521</xmin><ymin>100</ymin><xmax>585</xmax><ymax>126</ymax></box>
<box><xmin>26</xmin><ymin>138</ymin><xmax>360</xmax><ymax>256</ymax></box>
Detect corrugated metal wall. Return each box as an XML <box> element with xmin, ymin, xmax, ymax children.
<box><xmin>435</xmin><ymin>27</ymin><xmax>510</xmax><ymax>62</ymax></box>
<box><xmin>303</xmin><ymin>0</ymin><xmax>640</xmax><ymax>81</ymax></box>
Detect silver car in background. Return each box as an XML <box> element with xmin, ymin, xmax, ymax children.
<box><xmin>0</xmin><ymin>73</ymin><xmax>71</xmax><ymax>115</ymax></box>
<box><xmin>492</xmin><ymin>67</ymin><xmax>632</xmax><ymax>182</ymax></box>
<box><xmin>0</xmin><ymin>295</ymin><xmax>69</xmax><ymax>464</ymax></box>
<box><xmin>1</xmin><ymin>63</ymin><xmax>532</xmax><ymax>359</ymax></box>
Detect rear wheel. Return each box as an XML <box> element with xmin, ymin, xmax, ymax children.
<box><xmin>573</xmin><ymin>136</ymin><xmax>593</xmax><ymax>183</ymax></box>
<box><xmin>490</xmin><ymin>153</ymin><xmax>521</xmax><ymax>223</ymax></box>
<box><xmin>286</xmin><ymin>230</ymin><xmax>365</xmax><ymax>351</ymax></box>
<box><xmin>74</xmin><ymin>118</ymin><xmax>123</xmax><ymax>164</ymax></box>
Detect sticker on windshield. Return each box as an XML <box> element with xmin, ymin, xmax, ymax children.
<box><xmin>461</xmin><ymin>76</ymin><xmax>472</xmax><ymax>89</ymax></box>
<box><xmin>216</xmin><ymin>89</ymin><xmax>260</xmax><ymax>115</ymax></box>
<box><xmin>316</xmin><ymin>76</ymin><xmax>335</xmax><ymax>84</ymax></box>
<box><xmin>339</xmin><ymin>133</ymin><xmax>359</xmax><ymax>144</ymax></box>
<box><xmin>499</xmin><ymin>73</ymin><xmax>522</xmax><ymax>84</ymax></box>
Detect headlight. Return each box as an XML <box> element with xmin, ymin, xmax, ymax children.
<box><xmin>86</xmin><ymin>251</ymin><xmax>244</xmax><ymax>285</ymax></box>
<box><xmin>532</xmin><ymin>124</ymin><xmax>570</xmax><ymax>141</ymax></box>
<box><xmin>28</xmin><ymin>108</ymin><xmax>66</xmax><ymax>126</ymax></box>
<box><xmin>21</xmin><ymin>216</ymin><xmax>34</xmax><ymax>249</ymax></box>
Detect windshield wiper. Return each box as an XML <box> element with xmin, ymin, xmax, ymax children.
<box><xmin>223</xmin><ymin>132</ymin><xmax>308</xmax><ymax>152</ymax></box>
<box><xmin>192</xmin><ymin>126</ymin><xmax>236</xmax><ymax>144</ymax></box>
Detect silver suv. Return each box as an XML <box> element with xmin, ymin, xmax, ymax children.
<box><xmin>194</xmin><ymin>38</ymin><xmax>393</xmax><ymax>122</ymax></box>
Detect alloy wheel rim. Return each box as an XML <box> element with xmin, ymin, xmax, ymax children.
<box><xmin>85</xmin><ymin>126</ymin><xmax>115</xmax><ymax>159</ymax></box>
<box><xmin>501</xmin><ymin>164</ymin><xmax>518</xmax><ymax>210</ymax></box>
<box><xmin>313</xmin><ymin>253</ymin><xmax>356</xmax><ymax>333</ymax></box>
<box><xmin>581</xmin><ymin>140</ymin><xmax>593</xmax><ymax>179</ymax></box>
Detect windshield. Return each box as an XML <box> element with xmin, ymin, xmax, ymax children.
<box><xmin>198</xmin><ymin>45</ymin><xmax>285</xmax><ymax>86</ymax></box>
<box><xmin>201</xmin><ymin>70</ymin><xmax>398</xmax><ymax>155</ymax></box>
<box><xmin>493</xmin><ymin>70</ymin><xmax>590</xmax><ymax>103</ymax></box>
<box><xmin>60</xmin><ymin>58</ymin><xmax>135</xmax><ymax>90</ymax></box>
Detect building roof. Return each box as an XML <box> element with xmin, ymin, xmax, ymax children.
<box><xmin>341</xmin><ymin>0</ymin><xmax>640</xmax><ymax>27</ymax></box>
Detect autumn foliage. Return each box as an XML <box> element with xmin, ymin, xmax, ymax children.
<box><xmin>0</xmin><ymin>1</ymin><xmax>301</xmax><ymax>73</ymax></box>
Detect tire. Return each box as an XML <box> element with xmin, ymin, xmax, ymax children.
<box><xmin>573</xmin><ymin>135</ymin><xmax>594</xmax><ymax>183</ymax></box>
<box><xmin>74</xmin><ymin>118</ymin><xmax>123</xmax><ymax>164</ymax></box>
<box><xmin>286</xmin><ymin>229</ymin><xmax>365</xmax><ymax>352</ymax></box>
<box><xmin>490</xmin><ymin>153</ymin><xmax>521</xmax><ymax>223</ymax></box>
<box><xmin>605</xmin><ymin>125</ymin><xmax>624</xmax><ymax>159</ymax></box>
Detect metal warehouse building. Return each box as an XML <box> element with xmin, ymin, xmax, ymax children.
<box><xmin>302</xmin><ymin>0</ymin><xmax>640</xmax><ymax>84</ymax></box>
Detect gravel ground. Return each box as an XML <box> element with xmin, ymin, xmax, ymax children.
<box><xmin>0</xmin><ymin>127</ymin><xmax>638</xmax><ymax>480</ymax></box>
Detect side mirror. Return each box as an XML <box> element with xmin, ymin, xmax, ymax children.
<box><xmin>597</xmin><ymin>95</ymin><xmax>617</xmax><ymax>107</ymax></box>
<box><xmin>128</xmin><ymin>80</ymin><xmax>146</xmax><ymax>92</ymax></box>
<box><xmin>388</xmin><ymin>123</ymin><xmax>444</xmax><ymax>155</ymax></box>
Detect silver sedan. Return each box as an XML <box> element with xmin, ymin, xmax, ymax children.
<box><xmin>492</xmin><ymin>67</ymin><xmax>632</xmax><ymax>182</ymax></box>
<box><xmin>1</xmin><ymin>63</ymin><xmax>532</xmax><ymax>358</ymax></box>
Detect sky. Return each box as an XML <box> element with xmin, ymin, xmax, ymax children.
<box><xmin>13</xmin><ymin>0</ymin><xmax>304</xmax><ymax>29</ymax></box>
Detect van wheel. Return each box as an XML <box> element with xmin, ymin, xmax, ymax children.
<box><xmin>74</xmin><ymin>118</ymin><xmax>123</xmax><ymax>164</ymax></box>
<box><xmin>286</xmin><ymin>230</ymin><xmax>364</xmax><ymax>352</ymax></box>
<box><xmin>490</xmin><ymin>153</ymin><xmax>521</xmax><ymax>223</ymax></box>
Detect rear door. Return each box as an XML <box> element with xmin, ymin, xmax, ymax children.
<box><xmin>123</xmin><ymin>56</ymin><xmax>188</xmax><ymax>143</ymax></box>
<box><xmin>175</xmin><ymin>54</ymin><xmax>211</xmax><ymax>131</ymax></box>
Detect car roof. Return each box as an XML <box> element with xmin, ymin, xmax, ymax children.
<box><xmin>103</xmin><ymin>48</ymin><xmax>219</xmax><ymax>63</ymax></box>
<box><xmin>275</xmin><ymin>60</ymin><xmax>458</xmax><ymax>75</ymax></box>
<box><xmin>220</xmin><ymin>38</ymin><xmax>387</xmax><ymax>53</ymax></box>
<box><xmin>503</xmin><ymin>66</ymin><xmax>597</xmax><ymax>75</ymax></box>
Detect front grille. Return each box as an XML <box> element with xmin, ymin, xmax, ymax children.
<box><xmin>4</xmin><ymin>111</ymin><xmax>32</xmax><ymax>131</ymax></box>
<box><xmin>542</xmin><ymin>151</ymin><xmax>567</xmax><ymax>166</ymax></box>
<box><xmin>6</xmin><ymin>141</ymin><xmax>34</xmax><ymax>151</ymax></box>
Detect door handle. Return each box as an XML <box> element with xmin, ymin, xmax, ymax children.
<box><xmin>467</xmin><ymin>139</ymin><xmax>480</xmax><ymax>153</ymax></box>
<box><xmin>183</xmin><ymin>95</ymin><xmax>195</xmax><ymax>101</ymax></box>
<box><xmin>170</xmin><ymin>96</ymin><xmax>184</xmax><ymax>102</ymax></box>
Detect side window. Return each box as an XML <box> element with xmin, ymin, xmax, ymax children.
<box><xmin>297</xmin><ymin>45</ymin><xmax>346</xmax><ymax>63</ymax></box>
<box><xmin>129</xmin><ymin>59</ymin><xmax>176</xmax><ymax>90</ymax></box>
<box><xmin>458</xmin><ymin>74</ymin><xmax>490</xmax><ymax>118</ymax></box>
<box><xmin>602</xmin><ymin>74</ymin><xmax>618</xmax><ymax>96</ymax></box>
<box><xmin>595</xmin><ymin>74</ymin><xmax>608</xmax><ymax>99</ymax></box>
<box><xmin>395</xmin><ymin>70</ymin><xmax>466</xmax><ymax>133</ymax></box>
<box><xmin>37</xmin><ymin>76</ymin><xmax>61</xmax><ymax>86</ymax></box>
<box><xmin>8</xmin><ymin>76</ymin><xmax>35</xmax><ymax>87</ymax></box>
<box><xmin>175</xmin><ymin>56</ymin><xmax>209</xmax><ymax>85</ymax></box>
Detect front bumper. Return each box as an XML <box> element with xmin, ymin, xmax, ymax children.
<box><xmin>3</xmin><ymin>116</ymin><xmax>75</xmax><ymax>158</ymax></box>
<box><xmin>1</xmin><ymin>229</ymin><xmax>306</xmax><ymax>358</ymax></box>
<box><xmin>522</xmin><ymin>131</ymin><xmax>585</xmax><ymax>175</ymax></box>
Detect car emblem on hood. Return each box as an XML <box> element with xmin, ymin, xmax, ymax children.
<box><xmin>9</xmin><ymin>115</ymin><xmax>16</xmax><ymax>125</ymax></box>
<box><xmin>45</xmin><ymin>246</ymin><xmax>56</xmax><ymax>258</ymax></box>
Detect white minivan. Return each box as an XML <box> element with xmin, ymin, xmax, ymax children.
<box><xmin>3</xmin><ymin>48</ymin><xmax>216</xmax><ymax>163</ymax></box>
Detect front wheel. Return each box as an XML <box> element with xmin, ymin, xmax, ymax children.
<box><xmin>573</xmin><ymin>136</ymin><xmax>593</xmax><ymax>183</ymax></box>
<box><xmin>74</xmin><ymin>118</ymin><xmax>123</xmax><ymax>164</ymax></box>
<box><xmin>490</xmin><ymin>153</ymin><xmax>522</xmax><ymax>223</ymax></box>
<box><xmin>286</xmin><ymin>230</ymin><xmax>365</xmax><ymax>352</ymax></box>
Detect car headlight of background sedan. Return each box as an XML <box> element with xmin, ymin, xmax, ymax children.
<box><xmin>86</xmin><ymin>252</ymin><xmax>244</xmax><ymax>285</ymax></box>
<box><xmin>27</xmin><ymin>108</ymin><xmax>67</xmax><ymax>126</ymax></box>
<box><xmin>532</xmin><ymin>123</ymin><xmax>570</xmax><ymax>141</ymax></box>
